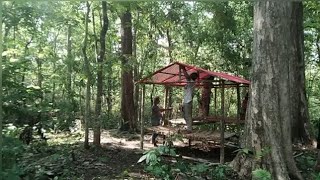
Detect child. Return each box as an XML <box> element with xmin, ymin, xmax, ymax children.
<box><xmin>151</xmin><ymin>96</ymin><xmax>163</xmax><ymax>146</ymax></box>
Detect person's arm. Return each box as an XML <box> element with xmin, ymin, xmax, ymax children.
<box><xmin>180</xmin><ymin>66</ymin><xmax>190</xmax><ymax>81</ymax></box>
<box><xmin>159</xmin><ymin>107</ymin><xmax>173</xmax><ymax>112</ymax></box>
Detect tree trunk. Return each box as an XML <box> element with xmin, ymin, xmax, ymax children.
<box><xmin>36</xmin><ymin>58</ymin><xmax>42</xmax><ymax>89</ymax></box>
<box><xmin>120</xmin><ymin>6</ymin><xmax>135</xmax><ymax>131</ymax></box>
<box><xmin>94</xmin><ymin>1</ymin><xmax>108</xmax><ymax>146</ymax></box>
<box><xmin>82</xmin><ymin>1</ymin><xmax>91</xmax><ymax>149</ymax></box>
<box><xmin>314</xmin><ymin>122</ymin><xmax>320</xmax><ymax>171</ymax></box>
<box><xmin>66</xmin><ymin>24</ymin><xmax>76</xmax><ymax>126</ymax></box>
<box><xmin>106</xmin><ymin>61</ymin><xmax>112</xmax><ymax>121</ymax></box>
<box><xmin>289</xmin><ymin>2</ymin><xmax>313</xmax><ymax>144</ymax></box>
<box><xmin>0</xmin><ymin>3</ymin><xmax>4</xmax><ymax>172</ymax></box>
<box><xmin>231</xmin><ymin>2</ymin><xmax>303</xmax><ymax>180</ymax></box>
<box><xmin>51</xmin><ymin>32</ymin><xmax>59</xmax><ymax>108</ymax></box>
<box><xmin>166</xmin><ymin>29</ymin><xmax>173</xmax><ymax>119</ymax></box>
<box><xmin>140</xmin><ymin>85</ymin><xmax>145</xmax><ymax>149</ymax></box>
<box><xmin>66</xmin><ymin>24</ymin><xmax>72</xmax><ymax>96</ymax></box>
<box><xmin>133</xmin><ymin>10</ymin><xmax>139</xmax><ymax>127</ymax></box>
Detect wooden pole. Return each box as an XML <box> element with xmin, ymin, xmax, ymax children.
<box><xmin>220</xmin><ymin>81</ymin><xmax>225</xmax><ymax>164</ymax></box>
<box><xmin>236</xmin><ymin>85</ymin><xmax>241</xmax><ymax>137</ymax></box>
<box><xmin>163</xmin><ymin>86</ymin><xmax>169</xmax><ymax>126</ymax></box>
<box><xmin>0</xmin><ymin>1</ymin><xmax>3</xmax><ymax>173</ymax></box>
<box><xmin>140</xmin><ymin>85</ymin><xmax>145</xmax><ymax>149</ymax></box>
<box><xmin>214</xmin><ymin>87</ymin><xmax>217</xmax><ymax>116</ymax></box>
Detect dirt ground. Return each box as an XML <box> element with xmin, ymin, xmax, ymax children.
<box><xmin>72</xmin><ymin>129</ymin><xmax>238</xmax><ymax>179</ymax></box>
<box><xmin>19</xmin><ymin>129</ymin><xmax>317</xmax><ymax>180</ymax></box>
<box><xmin>18</xmin><ymin>129</ymin><xmax>241</xmax><ymax>179</ymax></box>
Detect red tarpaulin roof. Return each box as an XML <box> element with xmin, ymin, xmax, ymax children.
<box><xmin>137</xmin><ymin>62</ymin><xmax>250</xmax><ymax>87</ymax></box>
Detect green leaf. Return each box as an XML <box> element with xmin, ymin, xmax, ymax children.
<box><xmin>252</xmin><ymin>168</ymin><xmax>271</xmax><ymax>180</ymax></box>
<box><xmin>242</xmin><ymin>148</ymin><xmax>249</xmax><ymax>154</ymax></box>
<box><xmin>137</xmin><ymin>154</ymin><xmax>147</xmax><ymax>163</ymax></box>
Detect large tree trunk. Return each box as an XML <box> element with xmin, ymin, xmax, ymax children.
<box><xmin>66</xmin><ymin>24</ymin><xmax>76</xmax><ymax>127</ymax></box>
<box><xmin>120</xmin><ymin>6</ymin><xmax>135</xmax><ymax>131</ymax></box>
<box><xmin>93</xmin><ymin>1</ymin><xmax>108</xmax><ymax>146</ymax></box>
<box><xmin>133</xmin><ymin>10</ymin><xmax>139</xmax><ymax>127</ymax></box>
<box><xmin>82</xmin><ymin>1</ymin><xmax>91</xmax><ymax>149</ymax></box>
<box><xmin>231</xmin><ymin>2</ymin><xmax>303</xmax><ymax>180</ymax></box>
<box><xmin>289</xmin><ymin>2</ymin><xmax>313</xmax><ymax>144</ymax></box>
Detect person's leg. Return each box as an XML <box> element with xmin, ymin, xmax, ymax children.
<box><xmin>152</xmin><ymin>132</ymin><xmax>159</xmax><ymax>146</ymax></box>
<box><xmin>184</xmin><ymin>102</ymin><xmax>193</xmax><ymax>131</ymax></box>
<box><xmin>152</xmin><ymin>132</ymin><xmax>156</xmax><ymax>143</ymax></box>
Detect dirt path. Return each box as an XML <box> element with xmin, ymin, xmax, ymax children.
<box><xmin>84</xmin><ymin>129</ymin><xmax>188</xmax><ymax>151</ymax></box>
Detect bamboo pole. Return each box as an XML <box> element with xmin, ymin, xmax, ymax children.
<box><xmin>220</xmin><ymin>81</ymin><xmax>225</xmax><ymax>164</ymax></box>
<box><xmin>214</xmin><ymin>87</ymin><xmax>217</xmax><ymax>116</ymax></box>
<box><xmin>163</xmin><ymin>86</ymin><xmax>169</xmax><ymax>126</ymax></box>
<box><xmin>236</xmin><ymin>85</ymin><xmax>241</xmax><ymax>137</ymax></box>
<box><xmin>140</xmin><ymin>85</ymin><xmax>145</xmax><ymax>149</ymax></box>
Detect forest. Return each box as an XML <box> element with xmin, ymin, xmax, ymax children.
<box><xmin>1</xmin><ymin>1</ymin><xmax>320</xmax><ymax>180</ymax></box>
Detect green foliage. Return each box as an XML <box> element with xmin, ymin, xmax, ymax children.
<box><xmin>138</xmin><ymin>145</ymin><xmax>233</xmax><ymax>179</ymax></box>
<box><xmin>296</xmin><ymin>154</ymin><xmax>316</xmax><ymax>171</ymax></box>
<box><xmin>138</xmin><ymin>146</ymin><xmax>176</xmax><ymax>179</ymax></box>
<box><xmin>190</xmin><ymin>163</ymin><xmax>209</xmax><ymax>175</ymax></box>
<box><xmin>138</xmin><ymin>145</ymin><xmax>177</xmax><ymax>165</ymax></box>
<box><xmin>234</xmin><ymin>146</ymin><xmax>271</xmax><ymax>160</ymax></box>
<box><xmin>233</xmin><ymin>147</ymin><xmax>251</xmax><ymax>155</ymax></box>
<box><xmin>1</xmin><ymin>135</ymin><xmax>25</xmax><ymax>179</ymax></box>
<box><xmin>313</xmin><ymin>172</ymin><xmax>320</xmax><ymax>180</ymax></box>
<box><xmin>255</xmin><ymin>147</ymin><xmax>271</xmax><ymax>160</ymax></box>
<box><xmin>209</xmin><ymin>164</ymin><xmax>230</xmax><ymax>180</ymax></box>
<box><xmin>101</xmin><ymin>113</ymin><xmax>119</xmax><ymax>129</ymax></box>
<box><xmin>252</xmin><ymin>168</ymin><xmax>271</xmax><ymax>180</ymax></box>
<box><xmin>54</xmin><ymin>99</ymin><xmax>77</xmax><ymax>131</ymax></box>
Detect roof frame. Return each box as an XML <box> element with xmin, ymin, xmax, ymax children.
<box><xmin>137</xmin><ymin>61</ymin><xmax>250</xmax><ymax>87</ymax></box>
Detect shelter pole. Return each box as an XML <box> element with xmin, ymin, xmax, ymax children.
<box><xmin>163</xmin><ymin>86</ymin><xmax>169</xmax><ymax>126</ymax></box>
<box><xmin>236</xmin><ymin>85</ymin><xmax>241</xmax><ymax>138</ymax></box>
<box><xmin>214</xmin><ymin>87</ymin><xmax>217</xmax><ymax>116</ymax></box>
<box><xmin>220</xmin><ymin>81</ymin><xmax>225</xmax><ymax>164</ymax></box>
<box><xmin>140</xmin><ymin>85</ymin><xmax>146</xmax><ymax>149</ymax></box>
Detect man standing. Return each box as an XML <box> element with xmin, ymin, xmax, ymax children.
<box><xmin>180</xmin><ymin>66</ymin><xmax>198</xmax><ymax>132</ymax></box>
<box><xmin>200</xmin><ymin>76</ymin><xmax>214</xmax><ymax>117</ymax></box>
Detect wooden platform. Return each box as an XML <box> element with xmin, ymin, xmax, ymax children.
<box><xmin>146</xmin><ymin>126</ymin><xmax>236</xmax><ymax>142</ymax></box>
<box><xmin>169</xmin><ymin>116</ymin><xmax>244</xmax><ymax>126</ymax></box>
<box><xmin>193</xmin><ymin>116</ymin><xmax>245</xmax><ymax>125</ymax></box>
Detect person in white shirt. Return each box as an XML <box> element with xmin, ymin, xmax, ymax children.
<box><xmin>180</xmin><ymin>66</ymin><xmax>198</xmax><ymax>132</ymax></box>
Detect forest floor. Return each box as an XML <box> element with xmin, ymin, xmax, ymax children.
<box><xmin>18</xmin><ymin>129</ymin><xmax>319</xmax><ymax>180</ymax></box>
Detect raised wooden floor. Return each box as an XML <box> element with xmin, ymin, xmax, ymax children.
<box><xmin>168</xmin><ymin>116</ymin><xmax>245</xmax><ymax>126</ymax></box>
<box><xmin>146</xmin><ymin>126</ymin><xmax>236</xmax><ymax>142</ymax></box>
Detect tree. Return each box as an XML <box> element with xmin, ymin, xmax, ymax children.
<box><xmin>120</xmin><ymin>4</ymin><xmax>135</xmax><ymax>131</ymax></box>
<box><xmin>82</xmin><ymin>1</ymin><xmax>91</xmax><ymax>149</ymax></box>
<box><xmin>66</xmin><ymin>24</ymin><xmax>72</xmax><ymax>97</ymax></box>
<box><xmin>304</xmin><ymin>0</ymin><xmax>320</xmax><ymax>170</ymax></box>
<box><xmin>289</xmin><ymin>2</ymin><xmax>313</xmax><ymax>144</ymax></box>
<box><xmin>94</xmin><ymin>1</ymin><xmax>108</xmax><ymax>146</ymax></box>
<box><xmin>231</xmin><ymin>2</ymin><xmax>304</xmax><ymax>179</ymax></box>
<box><xmin>0</xmin><ymin>1</ymin><xmax>3</xmax><ymax>174</ymax></box>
